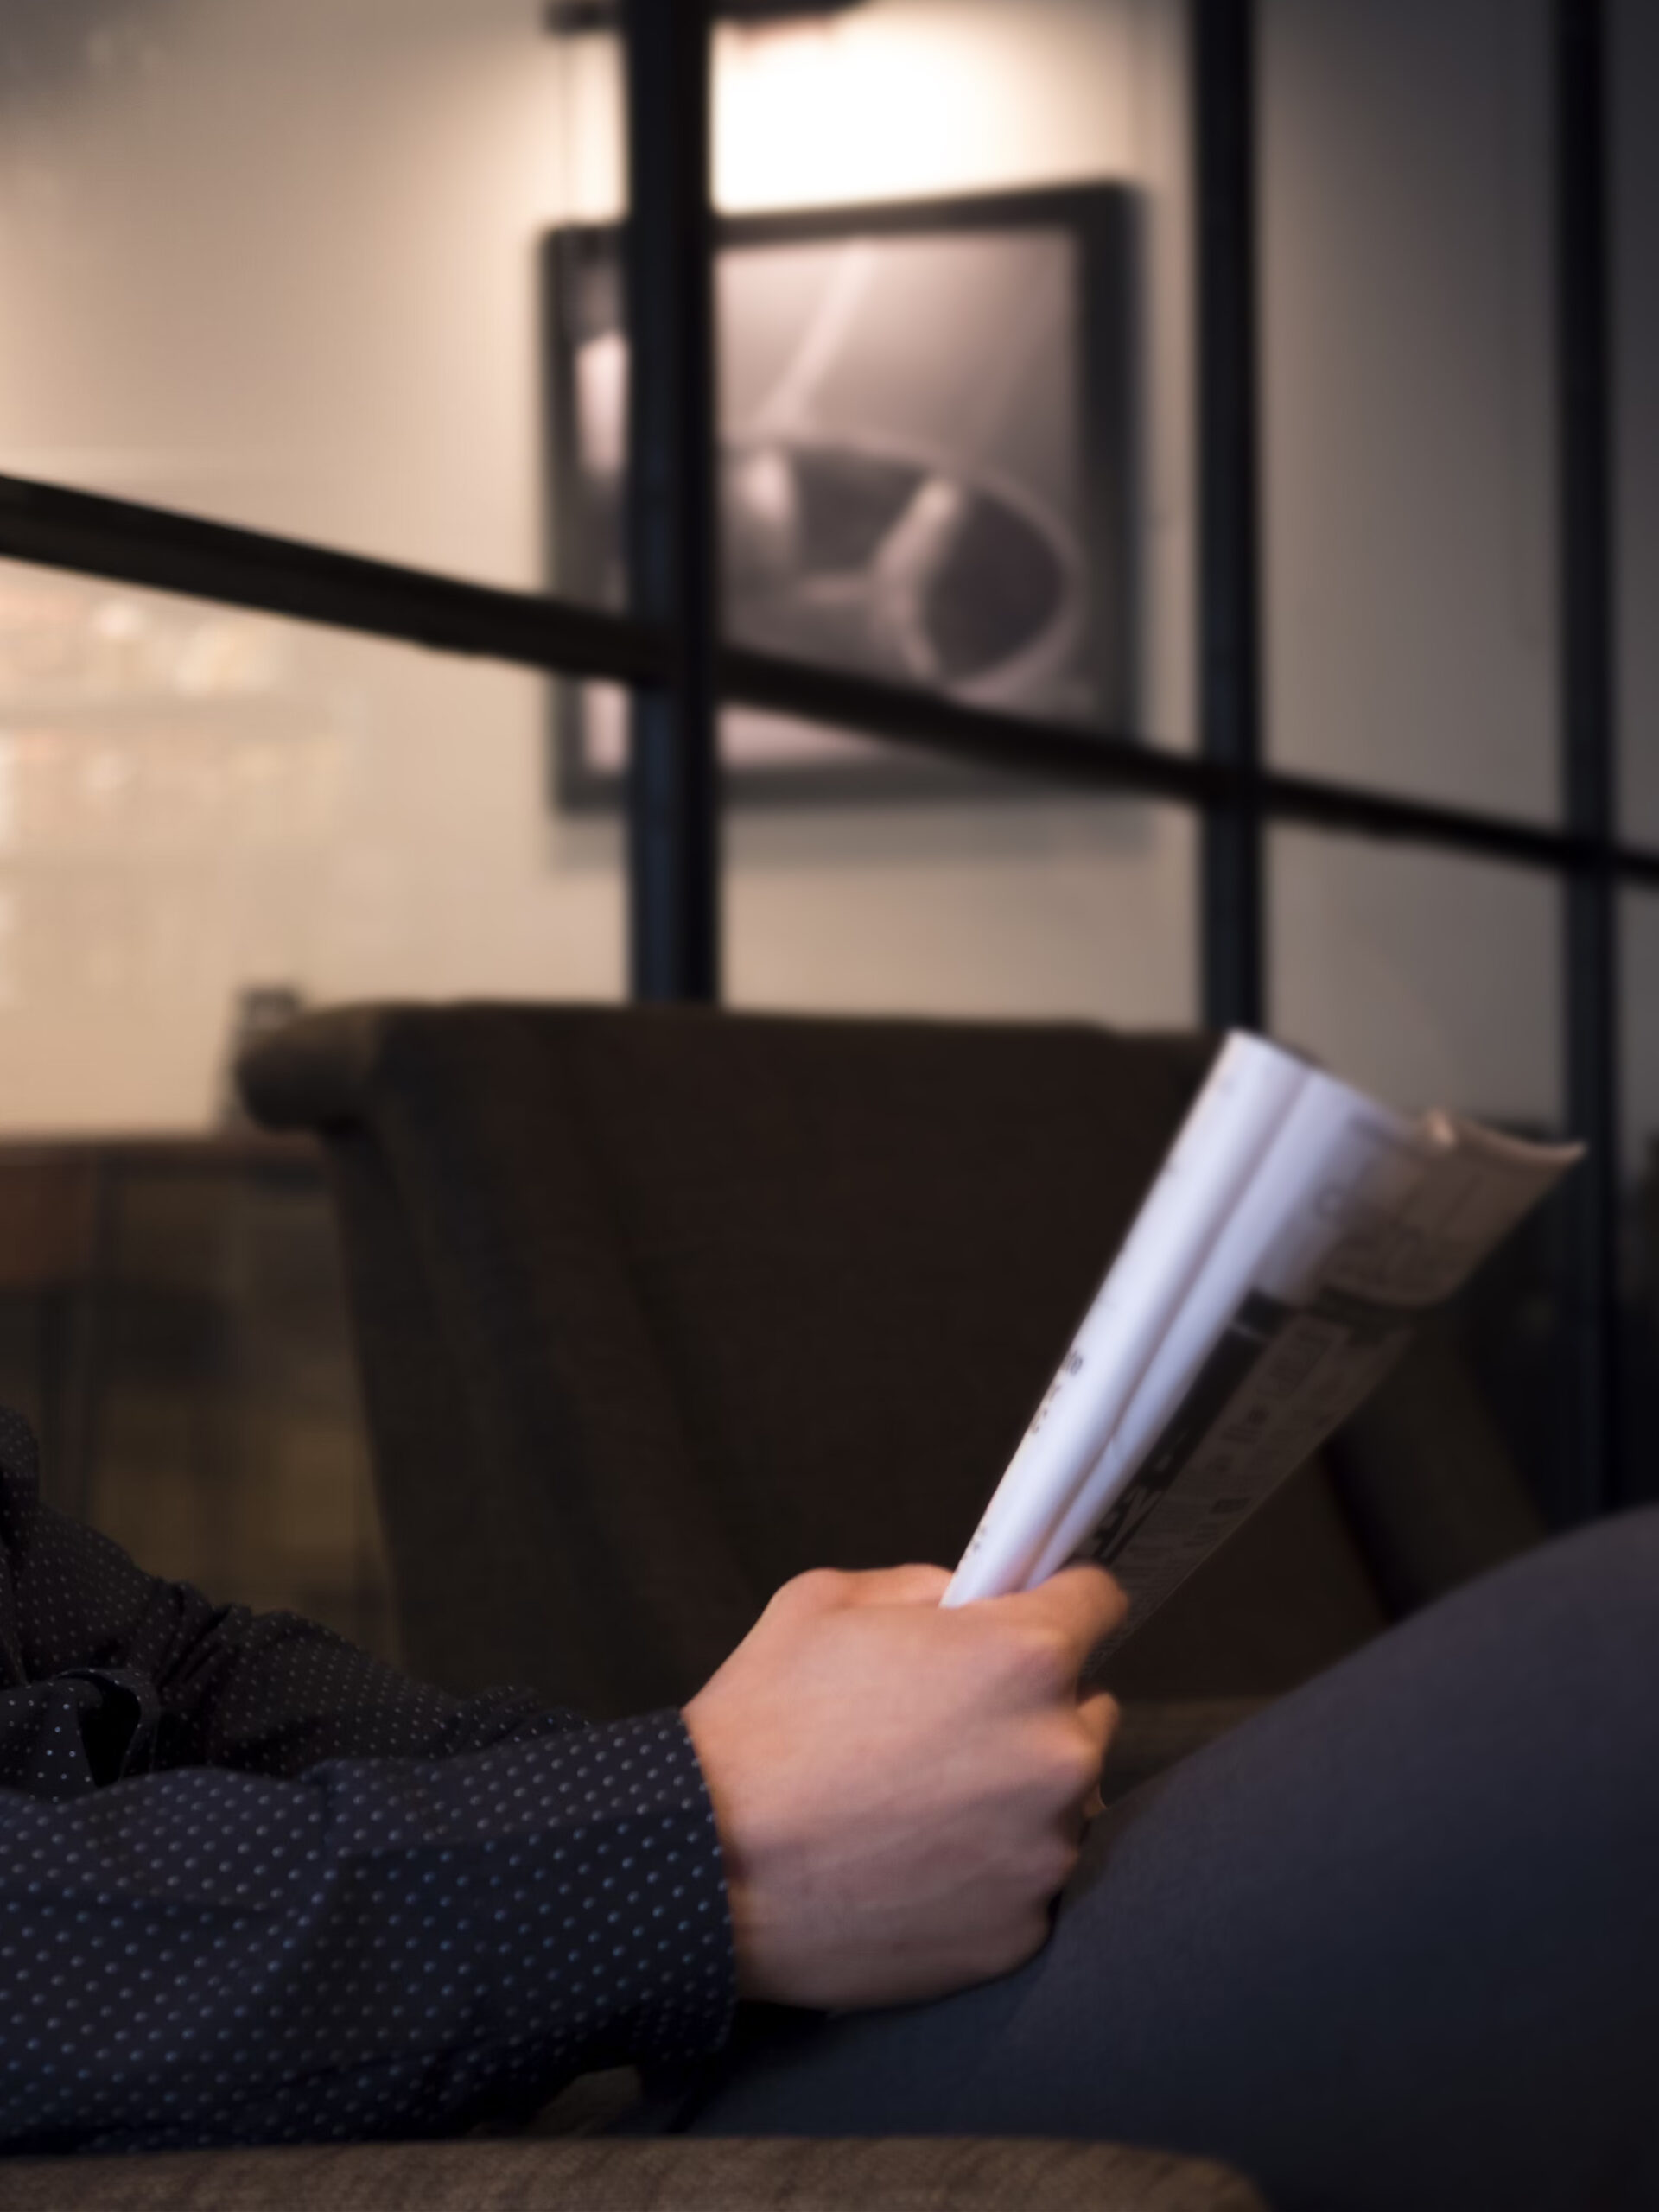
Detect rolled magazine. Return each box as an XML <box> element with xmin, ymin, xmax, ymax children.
<box><xmin>944</xmin><ymin>1033</ymin><xmax>1580</xmax><ymax>1656</ymax></box>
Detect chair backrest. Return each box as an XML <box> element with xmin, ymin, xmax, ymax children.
<box><xmin>238</xmin><ymin>1002</ymin><xmax>1529</xmax><ymax>1717</ymax></box>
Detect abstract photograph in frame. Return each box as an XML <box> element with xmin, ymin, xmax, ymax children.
<box><xmin>544</xmin><ymin>183</ymin><xmax>1134</xmax><ymax>808</ymax></box>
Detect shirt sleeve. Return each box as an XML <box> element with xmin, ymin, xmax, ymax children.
<box><xmin>0</xmin><ymin>1409</ymin><xmax>737</xmax><ymax>2150</ymax></box>
<box><xmin>3</xmin><ymin>1403</ymin><xmax>578</xmax><ymax>1774</ymax></box>
<box><xmin>0</xmin><ymin>1707</ymin><xmax>735</xmax><ymax>2153</ymax></box>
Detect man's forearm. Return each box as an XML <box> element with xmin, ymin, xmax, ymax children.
<box><xmin>16</xmin><ymin>1484</ymin><xmax>576</xmax><ymax>1775</ymax></box>
<box><xmin>0</xmin><ymin>1710</ymin><xmax>734</xmax><ymax>2153</ymax></box>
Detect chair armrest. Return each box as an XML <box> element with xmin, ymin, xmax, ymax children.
<box><xmin>3</xmin><ymin>2135</ymin><xmax>1268</xmax><ymax>2211</ymax></box>
<box><xmin>235</xmin><ymin>1005</ymin><xmax>397</xmax><ymax>1132</ymax></box>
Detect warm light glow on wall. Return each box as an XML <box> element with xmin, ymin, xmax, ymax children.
<box><xmin>549</xmin><ymin>3</ymin><xmax>1141</xmax><ymax>221</ymax></box>
<box><xmin>552</xmin><ymin>26</ymin><xmax>626</xmax><ymax>219</ymax></box>
<box><xmin>544</xmin><ymin>0</ymin><xmax>1195</xmax><ymax>760</ymax></box>
<box><xmin>715</xmin><ymin>14</ymin><xmax>990</xmax><ymax>208</ymax></box>
<box><xmin>714</xmin><ymin>3</ymin><xmax>1137</xmax><ymax>212</ymax></box>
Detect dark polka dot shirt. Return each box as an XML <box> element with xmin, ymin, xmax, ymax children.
<box><xmin>0</xmin><ymin>1407</ymin><xmax>734</xmax><ymax>2153</ymax></box>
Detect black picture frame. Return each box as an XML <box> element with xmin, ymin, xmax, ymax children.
<box><xmin>544</xmin><ymin>182</ymin><xmax>1135</xmax><ymax>809</ymax></box>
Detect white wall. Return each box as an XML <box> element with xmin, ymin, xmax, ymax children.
<box><xmin>0</xmin><ymin>0</ymin><xmax>570</xmax><ymax>586</ymax></box>
<box><xmin>1260</xmin><ymin>0</ymin><xmax>1557</xmax><ymax>826</ymax></box>
<box><xmin>0</xmin><ymin>0</ymin><xmax>632</xmax><ymax>1128</ymax></box>
<box><xmin>706</xmin><ymin>2</ymin><xmax>1202</xmax><ymax>1027</ymax></box>
<box><xmin>1272</xmin><ymin>830</ymin><xmax>1562</xmax><ymax>1129</ymax></box>
<box><xmin>0</xmin><ymin>0</ymin><xmax>1650</xmax><ymax>1139</ymax></box>
<box><xmin>1259</xmin><ymin>0</ymin><xmax>1573</xmax><ymax>1128</ymax></box>
<box><xmin>0</xmin><ymin>0</ymin><xmax>1200</xmax><ymax>1133</ymax></box>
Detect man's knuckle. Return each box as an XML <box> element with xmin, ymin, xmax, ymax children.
<box><xmin>1065</xmin><ymin>1738</ymin><xmax>1103</xmax><ymax>1799</ymax></box>
<box><xmin>1014</xmin><ymin>1620</ymin><xmax>1073</xmax><ymax>1688</ymax></box>
<box><xmin>1032</xmin><ymin>1719</ymin><xmax>1096</xmax><ymax>1799</ymax></box>
<box><xmin>775</xmin><ymin>1567</ymin><xmax>846</xmax><ymax>1613</ymax></box>
<box><xmin>994</xmin><ymin>1818</ymin><xmax>1074</xmax><ymax>1898</ymax></box>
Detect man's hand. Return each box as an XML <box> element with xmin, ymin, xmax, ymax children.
<box><xmin>682</xmin><ymin>1563</ymin><xmax>1124</xmax><ymax>2012</ymax></box>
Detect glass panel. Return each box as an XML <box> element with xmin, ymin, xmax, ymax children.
<box><xmin>0</xmin><ymin>0</ymin><xmax>626</xmax><ymax>600</ymax></box>
<box><xmin>705</xmin><ymin>0</ymin><xmax>1198</xmax><ymax>765</ymax></box>
<box><xmin>1612</xmin><ymin>0</ymin><xmax>1659</xmax><ymax>846</ymax></box>
<box><xmin>0</xmin><ymin>560</ymin><xmax>624</xmax><ymax>1129</ymax></box>
<box><xmin>1271</xmin><ymin>830</ymin><xmax>1562</xmax><ymax>1121</ymax></box>
<box><xmin>1270</xmin><ymin>826</ymin><xmax>1573</xmax><ymax>1519</ymax></box>
<box><xmin>727</xmin><ymin>776</ymin><xmax>1198</xmax><ymax>1029</ymax></box>
<box><xmin>1260</xmin><ymin>0</ymin><xmax>1558</xmax><ymax>823</ymax></box>
<box><xmin>1619</xmin><ymin>891</ymin><xmax>1659</xmax><ymax>1505</ymax></box>
<box><xmin>0</xmin><ymin>555</ymin><xmax>626</xmax><ymax>1649</ymax></box>
<box><xmin>23</xmin><ymin>1150</ymin><xmax>398</xmax><ymax>1655</ymax></box>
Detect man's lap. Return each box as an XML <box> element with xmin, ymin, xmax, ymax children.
<box><xmin>669</xmin><ymin>1509</ymin><xmax>1659</xmax><ymax>2212</ymax></box>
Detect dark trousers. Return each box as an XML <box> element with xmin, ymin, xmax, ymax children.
<box><xmin>674</xmin><ymin>1509</ymin><xmax>1659</xmax><ymax>2212</ymax></box>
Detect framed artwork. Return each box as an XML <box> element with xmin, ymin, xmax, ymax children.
<box><xmin>544</xmin><ymin>183</ymin><xmax>1134</xmax><ymax>808</ymax></box>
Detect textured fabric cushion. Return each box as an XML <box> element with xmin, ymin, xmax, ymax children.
<box><xmin>242</xmin><ymin>1002</ymin><xmax>1394</xmax><ymax>1718</ymax></box>
<box><xmin>0</xmin><ymin>2136</ymin><xmax>1269</xmax><ymax>2211</ymax></box>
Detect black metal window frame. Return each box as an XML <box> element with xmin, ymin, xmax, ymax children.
<box><xmin>0</xmin><ymin>0</ymin><xmax>1641</xmax><ymax>1513</ymax></box>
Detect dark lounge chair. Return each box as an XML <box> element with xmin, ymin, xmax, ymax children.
<box><xmin>10</xmin><ymin>999</ymin><xmax>1545</xmax><ymax>2209</ymax></box>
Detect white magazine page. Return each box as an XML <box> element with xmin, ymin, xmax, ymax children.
<box><xmin>944</xmin><ymin>1033</ymin><xmax>1309</xmax><ymax>1607</ymax></box>
<box><xmin>1071</xmin><ymin>1116</ymin><xmax>1581</xmax><ymax>1655</ymax></box>
<box><xmin>1321</xmin><ymin>1113</ymin><xmax>1581</xmax><ymax>1308</ymax></box>
<box><xmin>1018</xmin><ymin>1066</ymin><xmax>1431</xmax><ymax>1591</ymax></box>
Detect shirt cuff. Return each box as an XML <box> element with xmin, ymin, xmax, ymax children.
<box><xmin>578</xmin><ymin>1706</ymin><xmax>737</xmax><ymax>2070</ymax></box>
<box><xmin>388</xmin><ymin>1706</ymin><xmax>738</xmax><ymax>2125</ymax></box>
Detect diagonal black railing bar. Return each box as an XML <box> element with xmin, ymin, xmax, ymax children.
<box><xmin>8</xmin><ymin>471</ymin><xmax>1659</xmax><ymax>893</ymax></box>
<box><xmin>0</xmin><ymin>474</ymin><xmax>673</xmax><ymax>688</ymax></box>
<box><xmin>719</xmin><ymin>645</ymin><xmax>1659</xmax><ymax>887</ymax></box>
<box><xmin>720</xmin><ymin>644</ymin><xmax>1207</xmax><ymax>802</ymax></box>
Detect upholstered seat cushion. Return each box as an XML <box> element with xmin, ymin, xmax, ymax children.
<box><xmin>0</xmin><ymin>2136</ymin><xmax>1268</xmax><ymax>2211</ymax></box>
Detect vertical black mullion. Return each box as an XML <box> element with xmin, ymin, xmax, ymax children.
<box><xmin>624</xmin><ymin>0</ymin><xmax>721</xmax><ymax>1001</ymax></box>
<box><xmin>1556</xmin><ymin>0</ymin><xmax>1620</xmax><ymax>1515</ymax></box>
<box><xmin>1193</xmin><ymin>0</ymin><xmax>1265</xmax><ymax>1033</ymax></box>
